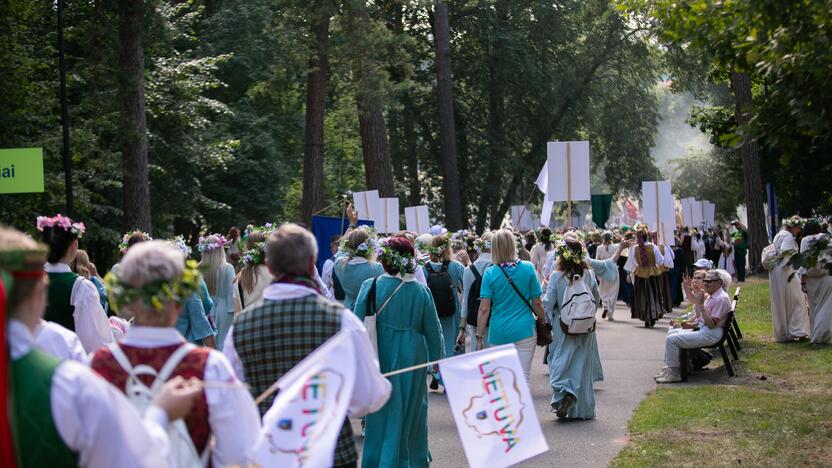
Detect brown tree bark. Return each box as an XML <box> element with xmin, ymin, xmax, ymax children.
<box><xmin>119</xmin><ymin>0</ymin><xmax>151</xmax><ymax>233</ymax></box>
<box><xmin>300</xmin><ymin>0</ymin><xmax>329</xmax><ymax>224</ymax></box>
<box><xmin>348</xmin><ymin>6</ymin><xmax>395</xmax><ymax>197</ymax></box>
<box><xmin>730</xmin><ymin>68</ymin><xmax>767</xmax><ymax>274</ymax></box>
<box><xmin>432</xmin><ymin>0</ymin><xmax>462</xmax><ymax>230</ymax></box>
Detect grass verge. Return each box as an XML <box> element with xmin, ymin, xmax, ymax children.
<box><xmin>612</xmin><ymin>276</ymin><xmax>832</xmax><ymax>467</ymax></box>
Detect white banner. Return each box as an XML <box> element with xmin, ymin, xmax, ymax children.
<box><xmin>641</xmin><ymin>181</ymin><xmax>675</xmax><ymax>246</ymax></box>
<box><xmin>546</xmin><ymin>141</ymin><xmax>590</xmax><ymax>202</ymax></box>
<box><xmin>703</xmin><ymin>201</ymin><xmax>716</xmax><ymax>227</ymax></box>
<box><xmin>404</xmin><ymin>205</ymin><xmax>431</xmax><ymax>235</ymax></box>
<box><xmin>511</xmin><ymin>205</ymin><xmax>534</xmax><ymax>231</ymax></box>
<box><xmin>440</xmin><ymin>345</ymin><xmax>549</xmax><ymax>468</ymax></box>
<box><xmin>377</xmin><ymin>197</ymin><xmax>400</xmax><ymax>234</ymax></box>
<box><xmin>353</xmin><ymin>190</ymin><xmax>382</xmax><ymax>226</ymax></box>
<box><xmin>248</xmin><ymin>331</ymin><xmax>356</xmax><ymax>468</ymax></box>
<box><xmin>540</xmin><ymin>200</ymin><xmax>554</xmax><ymax>228</ymax></box>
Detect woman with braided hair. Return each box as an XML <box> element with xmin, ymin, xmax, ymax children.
<box><xmin>624</xmin><ymin>224</ymin><xmax>667</xmax><ymax>328</ymax></box>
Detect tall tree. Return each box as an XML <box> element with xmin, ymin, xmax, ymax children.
<box><xmin>730</xmin><ymin>69</ymin><xmax>766</xmax><ymax>272</ymax></box>
<box><xmin>300</xmin><ymin>0</ymin><xmax>330</xmax><ymax>223</ymax></box>
<box><xmin>431</xmin><ymin>0</ymin><xmax>462</xmax><ymax>230</ymax></box>
<box><xmin>119</xmin><ymin>0</ymin><xmax>151</xmax><ymax>232</ymax></box>
<box><xmin>347</xmin><ymin>2</ymin><xmax>395</xmax><ymax>197</ymax></box>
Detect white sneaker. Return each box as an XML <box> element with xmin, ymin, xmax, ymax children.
<box><xmin>653</xmin><ymin>367</ymin><xmax>670</xmax><ymax>379</ymax></box>
<box><xmin>656</xmin><ymin>368</ymin><xmax>682</xmax><ymax>383</ymax></box>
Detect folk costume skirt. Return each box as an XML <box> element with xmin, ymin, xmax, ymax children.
<box><xmin>631</xmin><ymin>275</ymin><xmax>665</xmax><ymax>324</ymax></box>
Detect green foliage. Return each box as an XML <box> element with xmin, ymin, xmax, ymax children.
<box><xmin>669</xmin><ymin>148</ymin><xmax>743</xmax><ymax>220</ymax></box>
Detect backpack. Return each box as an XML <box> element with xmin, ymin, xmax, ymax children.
<box><xmin>106</xmin><ymin>342</ymin><xmax>210</xmax><ymax>467</ymax></box>
<box><xmin>761</xmin><ymin>243</ymin><xmax>779</xmax><ymax>271</ymax></box>
<box><xmin>466</xmin><ymin>265</ymin><xmax>484</xmax><ymax>326</ymax></box>
<box><xmin>559</xmin><ymin>273</ymin><xmax>597</xmax><ymax>335</ymax></box>
<box><xmin>426</xmin><ymin>262</ymin><xmax>456</xmax><ymax>318</ymax></box>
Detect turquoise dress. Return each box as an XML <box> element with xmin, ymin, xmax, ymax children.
<box><xmin>212</xmin><ymin>264</ymin><xmax>236</xmax><ymax>350</ymax></box>
<box><xmin>333</xmin><ymin>255</ymin><xmax>384</xmax><ymax>311</ymax></box>
<box><xmin>354</xmin><ymin>275</ymin><xmax>445</xmax><ymax>468</ymax></box>
<box><xmin>424</xmin><ymin>260</ymin><xmax>465</xmax><ymax>359</ymax></box>
<box><xmin>543</xmin><ymin>269</ymin><xmax>601</xmax><ymax>419</ymax></box>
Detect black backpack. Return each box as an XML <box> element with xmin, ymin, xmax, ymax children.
<box><xmin>466</xmin><ymin>265</ymin><xmax>484</xmax><ymax>326</ymax></box>
<box><xmin>332</xmin><ymin>263</ymin><xmax>346</xmax><ymax>301</ymax></box>
<box><xmin>425</xmin><ymin>262</ymin><xmax>455</xmax><ymax>318</ymax></box>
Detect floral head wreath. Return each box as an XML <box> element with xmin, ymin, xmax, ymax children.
<box><xmin>119</xmin><ymin>230</ymin><xmax>152</xmax><ymax>253</ymax></box>
<box><xmin>240</xmin><ymin>224</ymin><xmax>276</xmax><ymax>266</ymax></box>
<box><xmin>375</xmin><ymin>237</ymin><xmax>420</xmax><ymax>276</ymax></box>
<box><xmin>783</xmin><ymin>216</ymin><xmax>804</xmax><ymax>229</ymax></box>
<box><xmin>197</xmin><ymin>234</ymin><xmax>227</xmax><ymax>253</ymax></box>
<box><xmin>450</xmin><ymin>230</ymin><xmax>470</xmax><ymax>251</ymax></box>
<box><xmin>423</xmin><ymin>235</ymin><xmax>451</xmax><ymax>256</ymax></box>
<box><xmin>170</xmin><ymin>236</ymin><xmax>192</xmax><ymax>258</ymax></box>
<box><xmin>340</xmin><ymin>227</ymin><xmax>379</xmax><ymax>259</ymax></box>
<box><xmin>36</xmin><ymin>214</ymin><xmax>86</xmax><ymax>239</ymax></box>
<box><xmin>556</xmin><ymin>240</ymin><xmax>586</xmax><ymax>266</ymax></box>
<box><xmin>473</xmin><ymin>238</ymin><xmax>492</xmax><ymax>253</ymax></box>
<box><xmin>104</xmin><ymin>259</ymin><xmax>202</xmax><ymax>313</ymax></box>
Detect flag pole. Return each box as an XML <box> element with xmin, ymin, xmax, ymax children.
<box><xmin>566</xmin><ymin>142</ymin><xmax>573</xmax><ymax>227</ymax></box>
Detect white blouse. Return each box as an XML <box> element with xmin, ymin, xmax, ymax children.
<box><xmin>8</xmin><ymin>320</ymin><xmax>172</xmax><ymax>468</ymax></box>
<box><xmin>118</xmin><ymin>326</ymin><xmax>262</xmax><ymax>467</ymax></box>
<box><xmin>45</xmin><ymin>262</ymin><xmax>114</xmax><ymax>353</ymax></box>
<box><xmin>34</xmin><ymin>319</ymin><xmax>87</xmax><ymax>363</ymax></box>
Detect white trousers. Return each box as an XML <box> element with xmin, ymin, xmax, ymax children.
<box><xmin>513</xmin><ymin>334</ymin><xmax>537</xmax><ymax>382</ymax></box>
<box><xmin>664</xmin><ymin>327</ymin><xmax>722</xmax><ymax>367</ymax></box>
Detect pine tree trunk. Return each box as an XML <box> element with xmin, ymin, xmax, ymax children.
<box><xmin>432</xmin><ymin>0</ymin><xmax>462</xmax><ymax>230</ymax></box>
<box><xmin>349</xmin><ymin>7</ymin><xmax>395</xmax><ymax>197</ymax></box>
<box><xmin>119</xmin><ymin>0</ymin><xmax>151</xmax><ymax>233</ymax></box>
<box><xmin>730</xmin><ymin>69</ymin><xmax>767</xmax><ymax>273</ymax></box>
<box><xmin>300</xmin><ymin>0</ymin><xmax>329</xmax><ymax>224</ymax></box>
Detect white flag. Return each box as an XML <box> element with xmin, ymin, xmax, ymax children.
<box><xmin>248</xmin><ymin>331</ymin><xmax>356</xmax><ymax>468</ymax></box>
<box><xmin>440</xmin><ymin>345</ymin><xmax>549</xmax><ymax>468</ymax></box>
<box><xmin>535</xmin><ymin>160</ymin><xmax>548</xmax><ymax>196</ymax></box>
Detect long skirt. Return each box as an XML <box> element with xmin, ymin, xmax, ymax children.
<box><xmin>631</xmin><ymin>275</ymin><xmax>665</xmax><ymax>326</ymax></box>
<box><xmin>806</xmin><ymin>274</ymin><xmax>832</xmax><ymax>344</ymax></box>
<box><xmin>769</xmin><ymin>265</ymin><xmax>809</xmax><ymax>341</ymax></box>
<box><xmin>658</xmin><ymin>271</ymin><xmax>673</xmax><ymax>314</ymax></box>
<box><xmin>618</xmin><ymin>266</ymin><xmax>634</xmax><ymax>306</ymax></box>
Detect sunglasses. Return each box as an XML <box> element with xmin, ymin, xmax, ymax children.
<box><xmin>703</xmin><ymin>279</ymin><xmax>720</xmax><ymax>283</ymax></box>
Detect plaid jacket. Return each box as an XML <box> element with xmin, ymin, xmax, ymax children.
<box><xmin>232</xmin><ymin>293</ymin><xmax>356</xmax><ymax>465</ymax></box>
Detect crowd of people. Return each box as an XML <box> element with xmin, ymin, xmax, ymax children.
<box><xmin>2</xmin><ymin>208</ymin><xmax>830</xmax><ymax>467</ymax></box>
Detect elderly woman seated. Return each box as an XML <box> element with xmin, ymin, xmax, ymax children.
<box><xmin>655</xmin><ymin>269</ymin><xmax>732</xmax><ymax>383</ymax></box>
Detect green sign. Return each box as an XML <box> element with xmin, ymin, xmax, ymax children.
<box><xmin>0</xmin><ymin>148</ymin><xmax>44</xmax><ymax>194</ymax></box>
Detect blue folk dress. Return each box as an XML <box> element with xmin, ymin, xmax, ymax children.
<box><xmin>212</xmin><ymin>263</ymin><xmax>236</xmax><ymax>350</ymax></box>
<box><xmin>333</xmin><ymin>254</ymin><xmax>384</xmax><ymax>312</ymax></box>
<box><xmin>543</xmin><ymin>269</ymin><xmax>601</xmax><ymax>419</ymax></box>
<box><xmin>354</xmin><ymin>274</ymin><xmax>444</xmax><ymax>468</ymax></box>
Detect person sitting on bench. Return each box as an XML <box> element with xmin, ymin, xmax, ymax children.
<box><xmin>655</xmin><ymin>269</ymin><xmax>732</xmax><ymax>383</ymax></box>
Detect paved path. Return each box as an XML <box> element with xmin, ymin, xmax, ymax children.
<box><xmin>354</xmin><ymin>301</ymin><xmax>680</xmax><ymax>467</ymax></box>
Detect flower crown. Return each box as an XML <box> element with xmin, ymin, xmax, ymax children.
<box><xmin>340</xmin><ymin>227</ymin><xmax>379</xmax><ymax>259</ymax></box>
<box><xmin>240</xmin><ymin>242</ymin><xmax>265</xmax><ymax>266</ymax></box>
<box><xmin>104</xmin><ymin>259</ymin><xmax>202</xmax><ymax>313</ymax></box>
<box><xmin>197</xmin><ymin>234</ymin><xmax>227</xmax><ymax>253</ymax></box>
<box><xmin>170</xmin><ymin>236</ymin><xmax>192</xmax><ymax>258</ymax></box>
<box><xmin>36</xmin><ymin>214</ymin><xmax>86</xmax><ymax>239</ymax></box>
<box><xmin>783</xmin><ymin>216</ymin><xmax>804</xmax><ymax>228</ymax></box>
<box><xmin>375</xmin><ymin>237</ymin><xmax>420</xmax><ymax>276</ymax></box>
<box><xmin>473</xmin><ymin>238</ymin><xmax>492</xmax><ymax>253</ymax></box>
<box><xmin>556</xmin><ymin>240</ymin><xmax>586</xmax><ymax>266</ymax></box>
<box><xmin>423</xmin><ymin>236</ymin><xmax>451</xmax><ymax>256</ymax></box>
<box><xmin>119</xmin><ymin>230</ymin><xmax>153</xmax><ymax>253</ymax></box>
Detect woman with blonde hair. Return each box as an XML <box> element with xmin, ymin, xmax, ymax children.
<box><xmin>232</xmin><ymin>229</ymin><xmax>273</xmax><ymax>313</ymax></box>
<box><xmin>475</xmin><ymin>229</ymin><xmax>544</xmax><ymax>381</ymax></box>
<box><xmin>198</xmin><ymin>234</ymin><xmax>234</xmax><ymax>349</ymax></box>
<box><xmin>333</xmin><ymin>224</ymin><xmax>384</xmax><ymax>311</ymax></box>
<box><xmin>72</xmin><ymin>249</ymin><xmax>108</xmax><ymax>314</ymax></box>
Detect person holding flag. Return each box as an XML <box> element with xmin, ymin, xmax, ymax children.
<box><xmin>223</xmin><ymin>223</ymin><xmax>391</xmax><ymax>468</ymax></box>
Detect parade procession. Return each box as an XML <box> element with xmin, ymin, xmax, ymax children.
<box><xmin>2</xmin><ymin>0</ymin><xmax>832</xmax><ymax>467</ymax></box>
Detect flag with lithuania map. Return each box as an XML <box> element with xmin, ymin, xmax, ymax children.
<box><xmin>0</xmin><ymin>148</ymin><xmax>44</xmax><ymax>194</ymax></box>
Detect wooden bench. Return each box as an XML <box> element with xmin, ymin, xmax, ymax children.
<box><xmin>679</xmin><ymin>301</ymin><xmax>738</xmax><ymax>381</ymax></box>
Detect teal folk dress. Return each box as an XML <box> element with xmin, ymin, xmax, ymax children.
<box><xmin>354</xmin><ymin>274</ymin><xmax>445</xmax><ymax>468</ymax></box>
<box><xmin>544</xmin><ymin>269</ymin><xmax>601</xmax><ymax>419</ymax></box>
<box><xmin>334</xmin><ymin>255</ymin><xmax>384</xmax><ymax>311</ymax></box>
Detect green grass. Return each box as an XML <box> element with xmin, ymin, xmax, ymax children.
<box><xmin>612</xmin><ymin>277</ymin><xmax>832</xmax><ymax>468</ymax></box>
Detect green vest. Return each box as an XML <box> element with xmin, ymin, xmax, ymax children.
<box><xmin>11</xmin><ymin>349</ymin><xmax>80</xmax><ymax>467</ymax></box>
<box><xmin>45</xmin><ymin>271</ymin><xmax>78</xmax><ymax>331</ymax></box>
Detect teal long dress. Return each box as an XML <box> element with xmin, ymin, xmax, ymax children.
<box><xmin>354</xmin><ymin>274</ymin><xmax>445</xmax><ymax>468</ymax></box>
<box><xmin>334</xmin><ymin>254</ymin><xmax>384</xmax><ymax>311</ymax></box>
<box><xmin>543</xmin><ymin>269</ymin><xmax>601</xmax><ymax>419</ymax></box>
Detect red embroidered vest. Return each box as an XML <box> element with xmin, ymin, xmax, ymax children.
<box><xmin>90</xmin><ymin>343</ymin><xmax>211</xmax><ymax>452</ymax></box>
